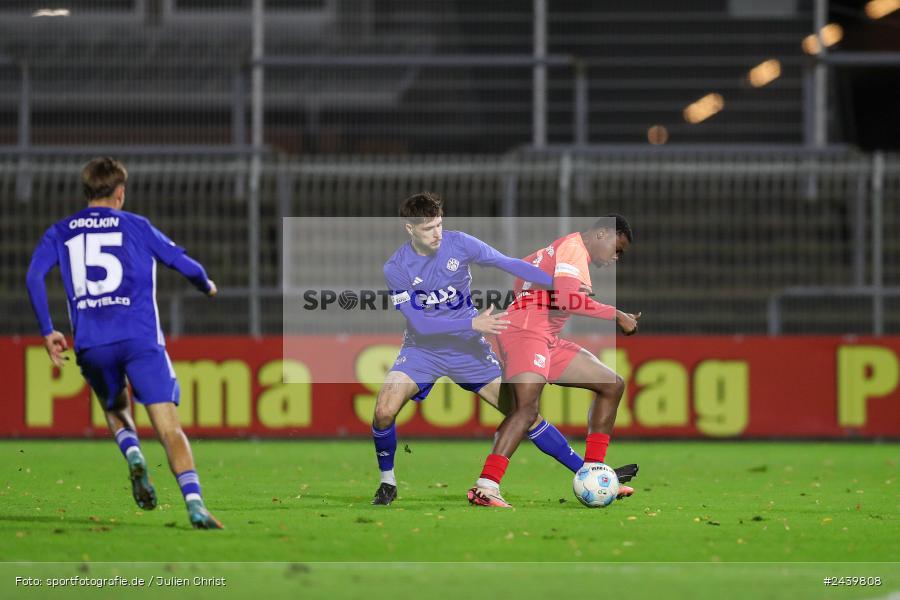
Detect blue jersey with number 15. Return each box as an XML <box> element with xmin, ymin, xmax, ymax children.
<box><xmin>28</xmin><ymin>206</ymin><xmax>186</xmax><ymax>351</ymax></box>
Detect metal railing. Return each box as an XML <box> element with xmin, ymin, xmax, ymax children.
<box><xmin>768</xmin><ymin>287</ymin><xmax>900</xmax><ymax>336</ymax></box>
<box><xmin>7</xmin><ymin>148</ymin><xmax>890</xmax><ymax>337</ymax></box>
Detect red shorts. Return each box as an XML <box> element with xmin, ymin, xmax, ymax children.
<box><xmin>495</xmin><ymin>330</ymin><xmax>583</xmax><ymax>381</ymax></box>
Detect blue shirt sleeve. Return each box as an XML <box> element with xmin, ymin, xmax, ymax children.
<box><xmin>25</xmin><ymin>229</ymin><xmax>59</xmax><ymax>336</ymax></box>
<box><xmin>384</xmin><ymin>262</ymin><xmax>472</xmax><ymax>335</ymax></box>
<box><xmin>139</xmin><ymin>217</ymin><xmax>186</xmax><ymax>267</ymax></box>
<box><xmin>171</xmin><ymin>254</ymin><xmax>212</xmax><ymax>294</ymax></box>
<box><xmin>456</xmin><ymin>231</ymin><xmax>553</xmax><ymax>287</ymax></box>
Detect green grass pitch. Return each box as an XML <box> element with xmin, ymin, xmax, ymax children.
<box><xmin>1</xmin><ymin>440</ymin><xmax>897</xmax><ymax>599</ymax></box>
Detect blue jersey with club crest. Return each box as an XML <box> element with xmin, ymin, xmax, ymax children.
<box><xmin>383</xmin><ymin>230</ymin><xmax>551</xmax><ymax>349</ymax></box>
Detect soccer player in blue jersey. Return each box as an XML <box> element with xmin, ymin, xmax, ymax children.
<box><xmin>371</xmin><ymin>192</ymin><xmax>587</xmax><ymax>505</ymax></box>
<box><xmin>25</xmin><ymin>157</ymin><xmax>223</xmax><ymax>529</ymax></box>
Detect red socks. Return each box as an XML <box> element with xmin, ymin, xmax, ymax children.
<box><xmin>584</xmin><ymin>432</ymin><xmax>610</xmax><ymax>463</ymax></box>
<box><xmin>480</xmin><ymin>436</ymin><xmax>609</xmax><ymax>484</ymax></box>
<box><xmin>479</xmin><ymin>454</ymin><xmax>510</xmax><ymax>484</ymax></box>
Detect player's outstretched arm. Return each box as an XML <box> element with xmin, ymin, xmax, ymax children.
<box><xmin>552</xmin><ymin>276</ymin><xmax>617</xmax><ymax>320</ymax></box>
<box><xmin>394</xmin><ymin>302</ymin><xmax>509</xmax><ymax>336</ymax></box>
<box><xmin>487</xmin><ymin>254</ymin><xmax>553</xmax><ymax>287</ymax></box>
<box><xmin>140</xmin><ymin>218</ymin><xmax>214</xmax><ymax>296</ymax></box>
<box><xmin>170</xmin><ymin>254</ymin><xmax>215</xmax><ymax>296</ymax></box>
<box><xmin>458</xmin><ymin>232</ymin><xmax>553</xmax><ymax>287</ymax></box>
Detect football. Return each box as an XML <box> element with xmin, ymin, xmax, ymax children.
<box><xmin>573</xmin><ymin>462</ymin><xmax>619</xmax><ymax>507</ymax></box>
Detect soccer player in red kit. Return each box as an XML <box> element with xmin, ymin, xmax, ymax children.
<box><xmin>467</xmin><ymin>215</ymin><xmax>641</xmax><ymax>507</ymax></box>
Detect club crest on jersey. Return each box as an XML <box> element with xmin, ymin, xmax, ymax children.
<box><xmin>534</xmin><ymin>353</ymin><xmax>546</xmax><ymax>368</ymax></box>
<box><xmin>446</xmin><ymin>258</ymin><xmax>460</xmax><ymax>272</ymax></box>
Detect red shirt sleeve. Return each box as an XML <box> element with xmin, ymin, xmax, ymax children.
<box><xmin>552</xmin><ymin>275</ymin><xmax>616</xmax><ymax>320</ymax></box>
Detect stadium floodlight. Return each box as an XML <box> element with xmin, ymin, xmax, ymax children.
<box><xmin>683</xmin><ymin>93</ymin><xmax>724</xmax><ymax>124</ymax></box>
<box><xmin>865</xmin><ymin>0</ymin><xmax>900</xmax><ymax>19</ymax></box>
<box><xmin>748</xmin><ymin>59</ymin><xmax>782</xmax><ymax>88</ymax></box>
<box><xmin>31</xmin><ymin>8</ymin><xmax>71</xmax><ymax>17</ymax></box>
<box><xmin>802</xmin><ymin>23</ymin><xmax>844</xmax><ymax>55</ymax></box>
<box><xmin>646</xmin><ymin>125</ymin><xmax>669</xmax><ymax>145</ymax></box>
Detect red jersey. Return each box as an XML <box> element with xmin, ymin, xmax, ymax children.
<box><xmin>506</xmin><ymin>232</ymin><xmax>597</xmax><ymax>338</ymax></box>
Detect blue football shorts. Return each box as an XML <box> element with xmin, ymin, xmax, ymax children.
<box><xmin>76</xmin><ymin>338</ymin><xmax>180</xmax><ymax>408</ymax></box>
<box><xmin>390</xmin><ymin>336</ymin><xmax>502</xmax><ymax>401</ymax></box>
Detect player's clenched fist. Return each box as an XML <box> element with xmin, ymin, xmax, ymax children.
<box><xmin>472</xmin><ymin>306</ymin><xmax>510</xmax><ymax>334</ymax></box>
<box><xmin>615</xmin><ymin>310</ymin><xmax>641</xmax><ymax>336</ymax></box>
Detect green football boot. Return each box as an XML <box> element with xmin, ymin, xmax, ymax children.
<box><xmin>187</xmin><ymin>499</ymin><xmax>224</xmax><ymax>530</ymax></box>
<box><xmin>127</xmin><ymin>451</ymin><xmax>158</xmax><ymax>511</ymax></box>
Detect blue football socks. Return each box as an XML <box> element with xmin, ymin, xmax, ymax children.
<box><xmin>528</xmin><ymin>420</ymin><xmax>584</xmax><ymax>473</ymax></box>
<box><xmin>176</xmin><ymin>469</ymin><xmax>203</xmax><ymax>503</ymax></box>
<box><xmin>114</xmin><ymin>427</ymin><xmax>141</xmax><ymax>459</ymax></box>
<box><xmin>372</xmin><ymin>423</ymin><xmax>398</xmax><ymax>485</ymax></box>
